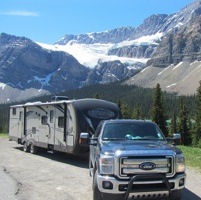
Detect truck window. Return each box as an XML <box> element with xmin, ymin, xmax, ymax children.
<box><xmin>102</xmin><ymin>122</ymin><xmax>165</xmax><ymax>140</ymax></box>
<box><xmin>58</xmin><ymin>116</ymin><xmax>64</xmax><ymax>128</ymax></box>
<box><xmin>94</xmin><ymin>121</ymin><xmax>104</xmax><ymax>137</ymax></box>
<box><xmin>41</xmin><ymin>116</ymin><xmax>48</xmax><ymax>125</ymax></box>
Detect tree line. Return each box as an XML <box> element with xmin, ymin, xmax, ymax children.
<box><xmin>0</xmin><ymin>81</ymin><xmax>200</xmax><ymax>147</ymax></box>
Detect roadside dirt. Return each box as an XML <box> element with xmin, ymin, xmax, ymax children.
<box><xmin>0</xmin><ymin>138</ymin><xmax>200</xmax><ymax>200</ymax></box>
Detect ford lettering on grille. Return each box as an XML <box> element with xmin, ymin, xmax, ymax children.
<box><xmin>139</xmin><ymin>162</ymin><xmax>156</xmax><ymax>170</ymax></box>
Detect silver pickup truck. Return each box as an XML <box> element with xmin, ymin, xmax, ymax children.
<box><xmin>80</xmin><ymin>119</ymin><xmax>186</xmax><ymax>200</ymax></box>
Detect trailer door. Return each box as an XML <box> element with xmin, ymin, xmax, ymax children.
<box><xmin>9</xmin><ymin>107</ymin><xmax>24</xmax><ymax>141</ymax></box>
<box><xmin>18</xmin><ymin>110</ymin><xmax>24</xmax><ymax>138</ymax></box>
<box><xmin>47</xmin><ymin>109</ymin><xmax>55</xmax><ymax>145</ymax></box>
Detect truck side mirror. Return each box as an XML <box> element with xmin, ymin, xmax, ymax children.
<box><xmin>90</xmin><ymin>137</ymin><xmax>98</xmax><ymax>146</ymax></box>
<box><xmin>166</xmin><ymin>133</ymin><xmax>181</xmax><ymax>145</ymax></box>
<box><xmin>79</xmin><ymin>132</ymin><xmax>90</xmax><ymax>146</ymax></box>
<box><xmin>173</xmin><ymin>133</ymin><xmax>181</xmax><ymax>145</ymax></box>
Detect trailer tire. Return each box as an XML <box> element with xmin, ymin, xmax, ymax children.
<box><xmin>30</xmin><ymin>143</ymin><xmax>37</xmax><ymax>154</ymax></box>
<box><xmin>23</xmin><ymin>142</ymin><xmax>30</xmax><ymax>152</ymax></box>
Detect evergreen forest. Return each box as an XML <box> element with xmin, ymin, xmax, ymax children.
<box><xmin>0</xmin><ymin>82</ymin><xmax>200</xmax><ymax>147</ymax></box>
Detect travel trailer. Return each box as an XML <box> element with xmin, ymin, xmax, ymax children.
<box><xmin>9</xmin><ymin>98</ymin><xmax>122</xmax><ymax>155</ymax></box>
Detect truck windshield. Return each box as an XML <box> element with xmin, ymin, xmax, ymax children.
<box><xmin>102</xmin><ymin>122</ymin><xmax>165</xmax><ymax>141</ymax></box>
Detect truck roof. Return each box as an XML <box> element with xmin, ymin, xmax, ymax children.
<box><xmin>103</xmin><ymin>119</ymin><xmax>153</xmax><ymax>124</ymax></box>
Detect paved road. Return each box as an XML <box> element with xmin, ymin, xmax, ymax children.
<box><xmin>0</xmin><ymin>138</ymin><xmax>201</xmax><ymax>200</ymax></box>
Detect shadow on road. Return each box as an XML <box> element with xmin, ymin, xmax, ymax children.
<box><xmin>182</xmin><ymin>188</ymin><xmax>201</xmax><ymax>200</ymax></box>
<box><xmin>14</xmin><ymin>146</ymin><xmax>89</xmax><ymax>169</ymax></box>
<box><xmin>13</xmin><ymin>146</ymin><xmax>201</xmax><ymax>200</ymax></box>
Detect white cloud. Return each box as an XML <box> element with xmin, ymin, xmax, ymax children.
<box><xmin>1</xmin><ymin>10</ymin><xmax>39</xmax><ymax>17</ymax></box>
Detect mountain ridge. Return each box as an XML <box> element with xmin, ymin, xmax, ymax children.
<box><xmin>1</xmin><ymin>0</ymin><xmax>201</xmax><ymax>103</ymax></box>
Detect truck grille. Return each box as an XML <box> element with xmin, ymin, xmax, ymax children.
<box><xmin>120</xmin><ymin>156</ymin><xmax>174</xmax><ymax>178</ymax></box>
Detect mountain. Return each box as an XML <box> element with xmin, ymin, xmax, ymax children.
<box><xmin>126</xmin><ymin>0</ymin><xmax>201</xmax><ymax>95</ymax></box>
<box><xmin>0</xmin><ymin>33</ymin><xmax>91</xmax><ymax>102</ymax></box>
<box><xmin>0</xmin><ymin>32</ymin><xmax>144</xmax><ymax>103</ymax></box>
<box><xmin>1</xmin><ymin>0</ymin><xmax>201</xmax><ymax>103</ymax></box>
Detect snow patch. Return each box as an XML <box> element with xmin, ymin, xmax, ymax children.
<box><xmin>173</xmin><ymin>62</ymin><xmax>183</xmax><ymax>70</ymax></box>
<box><xmin>116</xmin><ymin>32</ymin><xmax>163</xmax><ymax>48</ymax></box>
<box><xmin>174</xmin><ymin>22</ymin><xmax>184</xmax><ymax>29</ymax></box>
<box><xmin>33</xmin><ymin>72</ymin><xmax>54</xmax><ymax>89</ymax></box>
<box><xmin>140</xmin><ymin>67</ymin><xmax>148</xmax><ymax>73</ymax></box>
<box><xmin>190</xmin><ymin>60</ymin><xmax>199</xmax><ymax>65</ymax></box>
<box><xmin>37</xmin><ymin>33</ymin><xmax>161</xmax><ymax>68</ymax></box>
<box><xmin>0</xmin><ymin>83</ymin><xmax>6</xmax><ymax>90</ymax></box>
<box><xmin>158</xmin><ymin>64</ymin><xmax>173</xmax><ymax>75</ymax></box>
<box><xmin>166</xmin><ymin>83</ymin><xmax>177</xmax><ymax>88</ymax></box>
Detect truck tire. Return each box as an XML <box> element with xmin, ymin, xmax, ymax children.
<box><xmin>93</xmin><ymin>170</ymin><xmax>124</xmax><ymax>200</ymax></box>
<box><xmin>89</xmin><ymin>159</ymin><xmax>93</xmax><ymax>177</ymax></box>
<box><xmin>30</xmin><ymin>143</ymin><xmax>38</xmax><ymax>154</ymax></box>
<box><xmin>168</xmin><ymin>190</ymin><xmax>182</xmax><ymax>200</ymax></box>
<box><xmin>93</xmin><ymin>170</ymin><xmax>103</xmax><ymax>200</ymax></box>
<box><xmin>23</xmin><ymin>142</ymin><xmax>30</xmax><ymax>152</ymax></box>
<box><xmin>103</xmin><ymin>193</ymin><xmax>124</xmax><ymax>200</ymax></box>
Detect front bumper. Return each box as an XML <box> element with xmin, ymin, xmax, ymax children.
<box><xmin>97</xmin><ymin>173</ymin><xmax>186</xmax><ymax>197</ymax></box>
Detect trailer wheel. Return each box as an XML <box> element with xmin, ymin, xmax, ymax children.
<box><xmin>30</xmin><ymin>143</ymin><xmax>37</xmax><ymax>154</ymax></box>
<box><xmin>23</xmin><ymin>142</ymin><xmax>30</xmax><ymax>152</ymax></box>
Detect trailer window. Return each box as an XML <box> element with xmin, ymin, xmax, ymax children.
<box><xmin>50</xmin><ymin>110</ymin><xmax>54</xmax><ymax>123</ymax></box>
<box><xmin>58</xmin><ymin>116</ymin><xmax>64</xmax><ymax>128</ymax></box>
<box><xmin>41</xmin><ymin>116</ymin><xmax>48</xmax><ymax>125</ymax></box>
<box><xmin>12</xmin><ymin>108</ymin><xmax>16</xmax><ymax>115</ymax></box>
<box><xmin>19</xmin><ymin>111</ymin><xmax>22</xmax><ymax>121</ymax></box>
<box><xmin>88</xmin><ymin>108</ymin><xmax>115</xmax><ymax>119</ymax></box>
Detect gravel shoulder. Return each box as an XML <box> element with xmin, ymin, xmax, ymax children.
<box><xmin>0</xmin><ymin>138</ymin><xmax>201</xmax><ymax>200</ymax></box>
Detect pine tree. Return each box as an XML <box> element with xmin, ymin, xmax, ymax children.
<box><xmin>192</xmin><ymin>81</ymin><xmax>201</xmax><ymax>146</ymax></box>
<box><xmin>132</xmin><ymin>103</ymin><xmax>141</xmax><ymax>119</ymax></box>
<box><xmin>121</xmin><ymin>104</ymin><xmax>131</xmax><ymax>119</ymax></box>
<box><xmin>117</xmin><ymin>99</ymin><xmax>122</xmax><ymax>111</ymax></box>
<box><xmin>151</xmin><ymin>83</ymin><xmax>168</xmax><ymax>136</ymax></box>
<box><xmin>178</xmin><ymin>98</ymin><xmax>191</xmax><ymax>145</ymax></box>
<box><xmin>169</xmin><ymin>111</ymin><xmax>177</xmax><ymax>137</ymax></box>
<box><xmin>94</xmin><ymin>93</ymin><xmax>100</xmax><ymax>99</ymax></box>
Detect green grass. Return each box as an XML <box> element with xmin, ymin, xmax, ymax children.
<box><xmin>0</xmin><ymin>133</ymin><xmax>9</xmax><ymax>139</ymax></box>
<box><xmin>179</xmin><ymin>145</ymin><xmax>201</xmax><ymax>171</ymax></box>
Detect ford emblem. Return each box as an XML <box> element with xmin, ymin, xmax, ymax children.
<box><xmin>139</xmin><ymin>162</ymin><xmax>156</xmax><ymax>170</ymax></box>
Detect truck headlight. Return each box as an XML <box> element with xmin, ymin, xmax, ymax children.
<box><xmin>176</xmin><ymin>154</ymin><xmax>185</xmax><ymax>173</ymax></box>
<box><xmin>99</xmin><ymin>154</ymin><xmax>114</xmax><ymax>175</ymax></box>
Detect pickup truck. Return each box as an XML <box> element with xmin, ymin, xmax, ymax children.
<box><xmin>80</xmin><ymin>119</ymin><xmax>186</xmax><ymax>200</ymax></box>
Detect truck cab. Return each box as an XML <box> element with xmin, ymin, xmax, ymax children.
<box><xmin>81</xmin><ymin>119</ymin><xmax>186</xmax><ymax>200</ymax></box>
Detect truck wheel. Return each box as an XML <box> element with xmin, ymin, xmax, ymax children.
<box><xmin>30</xmin><ymin>143</ymin><xmax>37</xmax><ymax>154</ymax></box>
<box><xmin>93</xmin><ymin>170</ymin><xmax>103</xmax><ymax>200</ymax></box>
<box><xmin>23</xmin><ymin>142</ymin><xmax>30</xmax><ymax>152</ymax></box>
<box><xmin>89</xmin><ymin>159</ymin><xmax>93</xmax><ymax>177</ymax></box>
<box><xmin>168</xmin><ymin>190</ymin><xmax>182</xmax><ymax>200</ymax></box>
<box><xmin>103</xmin><ymin>193</ymin><xmax>124</xmax><ymax>200</ymax></box>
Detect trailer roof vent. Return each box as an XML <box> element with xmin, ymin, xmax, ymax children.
<box><xmin>51</xmin><ymin>96</ymin><xmax>69</xmax><ymax>102</ymax></box>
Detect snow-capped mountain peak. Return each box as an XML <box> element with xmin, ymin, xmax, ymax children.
<box><xmin>1</xmin><ymin>0</ymin><xmax>201</xmax><ymax>103</ymax></box>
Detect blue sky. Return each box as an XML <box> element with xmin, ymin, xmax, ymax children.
<box><xmin>0</xmin><ymin>0</ymin><xmax>194</xmax><ymax>44</ymax></box>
